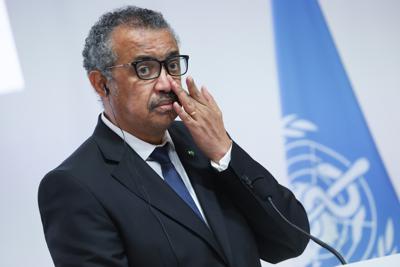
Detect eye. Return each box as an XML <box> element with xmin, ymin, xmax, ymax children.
<box><xmin>167</xmin><ymin>59</ymin><xmax>180</xmax><ymax>73</ymax></box>
<box><xmin>135</xmin><ymin>60</ymin><xmax>159</xmax><ymax>79</ymax></box>
<box><xmin>136</xmin><ymin>65</ymin><xmax>151</xmax><ymax>76</ymax></box>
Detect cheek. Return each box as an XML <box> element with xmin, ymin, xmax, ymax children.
<box><xmin>114</xmin><ymin>79</ymin><xmax>155</xmax><ymax>115</ymax></box>
<box><xmin>126</xmin><ymin>89</ymin><xmax>153</xmax><ymax>114</ymax></box>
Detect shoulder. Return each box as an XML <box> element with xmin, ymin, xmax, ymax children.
<box><xmin>38</xmin><ymin>135</ymin><xmax>104</xmax><ymax>195</ymax></box>
<box><xmin>54</xmin><ymin>136</ymin><xmax>101</xmax><ymax>175</ymax></box>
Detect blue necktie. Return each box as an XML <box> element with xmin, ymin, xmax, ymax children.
<box><xmin>149</xmin><ymin>144</ymin><xmax>204</xmax><ymax>222</ymax></box>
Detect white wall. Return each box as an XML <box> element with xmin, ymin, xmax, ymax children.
<box><xmin>0</xmin><ymin>0</ymin><xmax>398</xmax><ymax>266</ymax></box>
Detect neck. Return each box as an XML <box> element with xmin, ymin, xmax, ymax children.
<box><xmin>103</xmin><ymin>111</ymin><xmax>165</xmax><ymax>145</ymax></box>
<box><xmin>136</xmin><ymin>131</ymin><xmax>165</xmax><ymax>145</ymax></box>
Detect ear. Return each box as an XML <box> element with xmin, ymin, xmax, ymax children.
<box><xmin>88</xmin><ymin>70</ymin><xmax>108</xmax><ymax>98</ymax></box>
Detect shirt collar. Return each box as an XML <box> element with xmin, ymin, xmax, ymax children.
<box><xmin>101</xmin><ymin>113</ymin><xmax>175</xmax><ymax>161</ymax></box>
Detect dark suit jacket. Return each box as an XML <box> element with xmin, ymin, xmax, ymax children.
<box><xmin>38</xmin><ymin>117</ymin><xmax>309</xmax><ymax>267</ymax></box>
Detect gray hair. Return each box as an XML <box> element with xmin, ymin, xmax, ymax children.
<box><xmin>82</xmin><ymin>6</ymin><xmax>178</xmax><ymax>77</ymax></box>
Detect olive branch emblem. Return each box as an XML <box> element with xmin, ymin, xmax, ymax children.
<box><xmin>376</xmin><ymin>218</ymin><xmax>398</xmax><ymax>257</ymax></box>
<box><xmin>282</xmin><ymin>114</ymin><xmax>317</xmax><ymax>138</ymax></box>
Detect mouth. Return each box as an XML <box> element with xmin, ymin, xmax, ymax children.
<box><xmin>150</xmin><ymin>92</ymin><xmax>179</xmax><ymax>113</ymax></box>
<box><xmin>158</xmin><ymin>99</ymin><xmax>174</xmax><ymax>106</ymax></box>
<box><xmin>158</xmin><ymin>100</ymin><xmax>174</xmax><ymax>109</ymax></box>
<box><xmin>152</xmin><ymin>99</ymin><xmax>175</xmax><ymax>113</ymax></box>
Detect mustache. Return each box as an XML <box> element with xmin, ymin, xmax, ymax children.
<box><xmin>149</xmin><ymin>92</ymin><xmax>179</xmax><ymax>111</ymax></box>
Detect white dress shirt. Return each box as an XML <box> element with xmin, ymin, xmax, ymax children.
<box><xmin>101</xmin><ymin>113</ymin><xmax>232</xmax><ymax>223</ymax></box>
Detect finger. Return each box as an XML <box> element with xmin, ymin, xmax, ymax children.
<box><xmin>173</xmin><ymin>102</ymin><xmax>197</xmax><ymax>124</ymax></box>
<box><xmin>201</xmin><ymin>86</ymin><xmax>221</xmax><ymax>113</ymax></box>
<box><xmin>186</xmin><ymin>76</ymin><xmax>207</xmax><ymax>105</ymax></box>
<box><xmin>168</xmin><ymin>76</ymin><xmax>188</xmax><ymax>101</ymax></box>
<box><xmin>169</xmin><ymin>76</ymin><xmax>197</xmax><ymax>114</ymax></box>
<box><xmin>201</xmin><ymin>86</ymin><xmax>211</xmax><ymax>102</ymax></box>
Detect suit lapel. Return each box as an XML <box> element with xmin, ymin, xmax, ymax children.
<box><xmin>188</xmin><ymin>169</ymin><xmax>234</xmax><ymax>266</ymax></box>
<box><xmin>170</xmin><ymin>125</ymin><xmax>234</xmax><ymax>266</ymax></box>
<box><xmin>92</xmin><ymin>118</ymin><xmax>228</xmax><ymax>265</ymax></box>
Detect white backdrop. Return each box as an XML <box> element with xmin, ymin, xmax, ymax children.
<box><xmin>0</xmin><ymin>0</ymin><xmax>398</xmax><ymax>266</ymax></box>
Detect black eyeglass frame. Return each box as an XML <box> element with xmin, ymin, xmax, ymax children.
<box><xmin>106</xmin><ymin>55</ymin><xmax>189</xmax><ymax>80</ymax></box>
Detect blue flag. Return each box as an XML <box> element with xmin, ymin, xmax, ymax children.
<box><xmin>272</xmin><ymin>0</ymin><xmax>399</xmax><ymax>266</ymax></box>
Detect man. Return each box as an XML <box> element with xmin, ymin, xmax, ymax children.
<box><xmin>39</xmin><ymin>6</ymin><xmax>309</xmax><ymax>267</ymax></box>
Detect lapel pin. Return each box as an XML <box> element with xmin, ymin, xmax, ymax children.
<box><xmin>187</xmin><ymin>150</ymin><xmax>195</xmax><ymax>158</ymax></box>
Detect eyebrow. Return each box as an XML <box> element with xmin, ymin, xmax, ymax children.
<box><xmin>133</xmin><ymin>51</ymin><xmax>180</xmax><ymax>62</ymax></box>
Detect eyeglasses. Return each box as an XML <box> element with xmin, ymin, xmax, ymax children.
<box><xmin>106</xmin><ymin>55</ymin><xmax>189</xmax><ymax>80</ymax></box>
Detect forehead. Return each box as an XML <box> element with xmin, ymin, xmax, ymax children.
<box><xmin>110</xmin><ymin>26</ymin><xmax>179</xmax><ymax>61</ymax></box>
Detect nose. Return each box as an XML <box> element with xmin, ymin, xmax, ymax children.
<box><xmin>154</xmin><ymin>67</ymin><xmax>172</xmax><ymax>93</ymax></box>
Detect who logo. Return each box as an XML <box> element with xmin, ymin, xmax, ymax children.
<box><xmin>282</xmin><ymin>114</ymin><xmax>397</xmax><ymax>266</ymax></box>
<box><xmin>0</xmin><ymin>0</ymin><xmax>24</xmax><ymax>95</ymax></box>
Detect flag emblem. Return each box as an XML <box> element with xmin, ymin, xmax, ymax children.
<box><xmin>282</xmin><ymin>114</ymin><xmax>398</xmax><ymax>266</ymax></box>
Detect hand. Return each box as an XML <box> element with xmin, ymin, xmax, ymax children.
<box><xmin>169</xmin><ymin>76</ymin><xmax>232</xmax><ymax>163</ymax></box>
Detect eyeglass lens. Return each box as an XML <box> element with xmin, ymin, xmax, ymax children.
<box><xmin>134</xmin><ymin>56</ymin><xmax>188</xmax><ymax>80</ymax></box>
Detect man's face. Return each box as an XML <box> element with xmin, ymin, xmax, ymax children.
<box><xmin>106</xmin><ymin>26</ymin><xmax>181</xmax><ymax>143</ymax></box>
